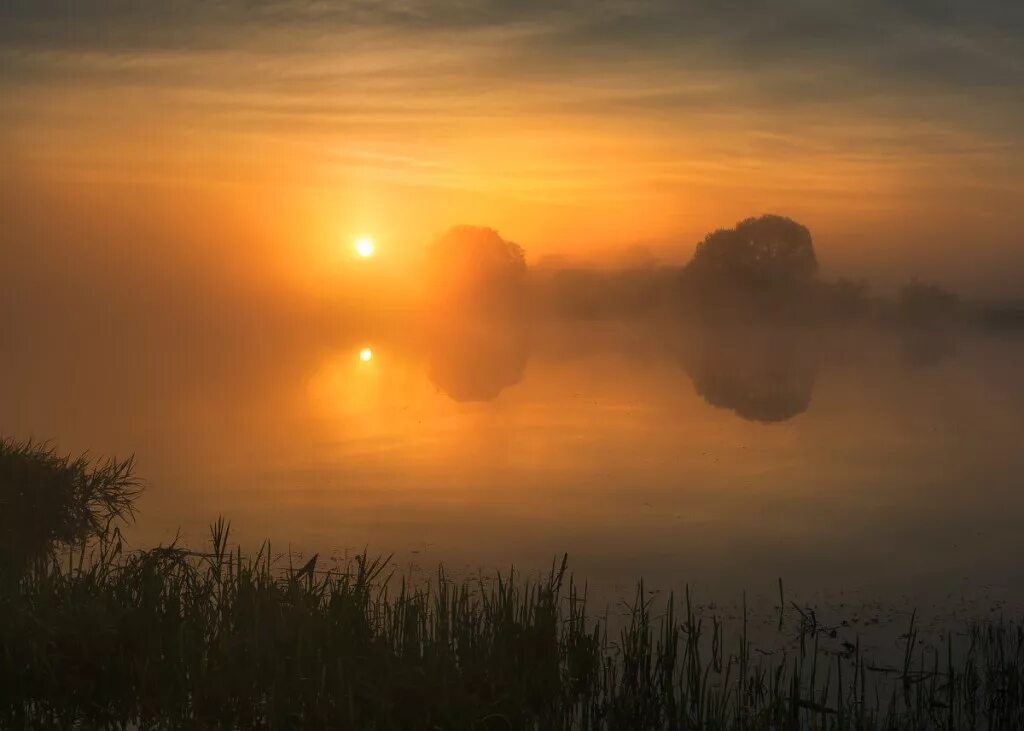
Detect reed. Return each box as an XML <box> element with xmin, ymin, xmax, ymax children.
<box><xmin>2</xmin><ymin>440</ymin><xmax>1022</xmax><ymax>729</ymax></box>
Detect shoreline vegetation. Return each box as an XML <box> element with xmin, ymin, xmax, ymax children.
<box><xmin>423</xmin><ymin>217</ymin><xmax>1024</xmax><ymax>332</ymax></box>
<box><xmin>3</xmin><ymin>441</ymin><xmax>1024</xmax><ymax>729</ymax></box>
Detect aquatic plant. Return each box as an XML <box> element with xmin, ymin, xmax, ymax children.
<box><xmin>1</xmin><ymin>442</ymin><xmax>1022</xmax><ymax>729</ymax></box>
<box><xmin>0</xmin><ymin>437</ymin><xmax>138</xmax><ymax>576</ymax></box>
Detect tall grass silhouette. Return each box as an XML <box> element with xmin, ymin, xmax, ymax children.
<box><xmin>2</xmin><ymin>440</ymin><xmax>1022</xmax><ymax>728</ymax></box>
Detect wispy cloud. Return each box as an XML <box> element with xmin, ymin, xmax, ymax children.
<box><xmin>1</xmin><ymin>0</ymin><xmax>1022</xmax><ymax>286</ymax></box>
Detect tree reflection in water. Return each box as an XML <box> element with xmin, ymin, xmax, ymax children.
<box><xmin>681</xmin><ymin>327</ymin><xmax>818</xmax><ymax>423</ymax></box>
<box><xmin>427</xmin><ymin>315</ymin><xmax>529</xmax><ymax>403</ymax></box>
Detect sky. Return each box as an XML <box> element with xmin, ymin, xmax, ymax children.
<box><xmin>2</xmin><ymin>0</ymin><xmax>1023</xmax><ymax>299</ymax></box>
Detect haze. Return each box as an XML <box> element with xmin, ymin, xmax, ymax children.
<box><xmin>3</xmin><ymin>0</ymin><xmax>1024</xmax><ymax>317</ymax></box>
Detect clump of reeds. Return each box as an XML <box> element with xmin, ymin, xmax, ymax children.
<box><xmin>1</xmin><ymin>442</ymin><xmax>1022</xmax><ymax>729</ymax></box>
<box><xmin>0</xmin><ymin>437</ymin><xmax>139</xmax><ymax>576</ymax></box>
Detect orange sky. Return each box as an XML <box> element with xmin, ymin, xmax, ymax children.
<box><xmin>2</xmin><ymin>1</ymin><xmax>1023</xmax><ymax>298</ymax></box>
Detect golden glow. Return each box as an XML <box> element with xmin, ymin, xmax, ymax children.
<box><xmin>4</xmin><ymin>24</ymin><xmax>1021</xmax><ymax>298</ymax></box>
<box><xmin>355</xmin><ymin>236</ymin><xmax>375</xmax><ymax>258</ymax></box>
<box><xmin>359</xmin><ymin>347</ymin><xmax>373</xmax><ymax>362</ymax></box>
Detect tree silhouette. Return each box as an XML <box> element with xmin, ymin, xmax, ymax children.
<box><xmin>686</xmin><ymin>215</ymin><xmax>817</xmax><ymax>288</ymax></box>
<box><xmin>426</xmin><ymin>226</ymin><xmax>526</xmax><ymax>312</ymax></box>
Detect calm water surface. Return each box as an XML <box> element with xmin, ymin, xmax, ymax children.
<box><xmin>4</xmin><ymin>317</ymin><xmax>1023</xmax><ymax>608</ymax></box>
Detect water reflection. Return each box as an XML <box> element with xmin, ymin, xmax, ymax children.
<box><xmin>427</xmin><ymin>315</ymin><xmax>530</xmax><ymax>402</ymax></box>
<box><xmin>4</xmin><ymin>310</ymin><xmax>1024</xmax><ymax>606</ymax></box>
<box><xmin>901</xmin><ymin>327</ymin><xmax>957</xmax><ymax>368</ymax></box>
<box><xmin>678</xmin><ymin>327</ymin><xmax>818</xmax><ymax>423</ymax></box>
<box><xmin>420</xmin><ymin>315</ymin><xmax>824</xmax><ymax>421</ymax></box>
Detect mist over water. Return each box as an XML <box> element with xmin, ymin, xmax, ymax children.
<box><xmin>4</xmin><ymin>4</ymin><xmax>1024</xmax><ymax>722</ymax></box>
<box><xmin>3</xmin><ymin>183</ymin><xmax>1024</xmax><ymax>618</ymax></box>
<box><xmin>4</xmin><ymin>283</ymin><xmax>1024</xmax><ymax>609</ymax></box>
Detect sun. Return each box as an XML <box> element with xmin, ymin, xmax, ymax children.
<box><xmin>359</xmin><ymin>347</ymin><xmax>373</xmax><ymax>362</ymax></box>
<box><xmin>354</xmin><ymin>236</ymin><xmax>375</xmax><ymax>258</ymax></box>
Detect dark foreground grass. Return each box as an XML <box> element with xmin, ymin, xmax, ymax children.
<box><xmin>2</xmin><ymin>440</ymin><xmax>1023</xmax><ymax>729</ymax></box>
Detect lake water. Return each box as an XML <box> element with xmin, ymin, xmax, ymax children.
<box><xmin>4</xmin><ymin>313</ymin><xmax>1024</xmax><ymax>612</ymax></box>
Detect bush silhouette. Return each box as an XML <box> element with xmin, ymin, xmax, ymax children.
<box><xmin>426</xmin><ymin>226</ymin><xmax>526</xmax><ymax>311</ymax></box>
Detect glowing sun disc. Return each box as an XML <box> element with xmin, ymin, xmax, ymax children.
<box><xmin>359</xmin><ymin>347</ymin><xmax>373</xmax><ymax>362</ymax></box>
<box><xmin>355</xmin><ymin>236</ymin><xmax>375</xmax><ymax>257</ymax></box>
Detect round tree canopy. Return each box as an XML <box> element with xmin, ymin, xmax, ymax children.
<box><xmin>688</xmin><ymin>215</ymin><xmax>817</xmax><ymax>286</ymax></box>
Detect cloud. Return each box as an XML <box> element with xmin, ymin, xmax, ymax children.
<box><xmin>1</xmin><ymin>0</ymin><xmax>1022</xmax><ymax>293</ymax></box>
